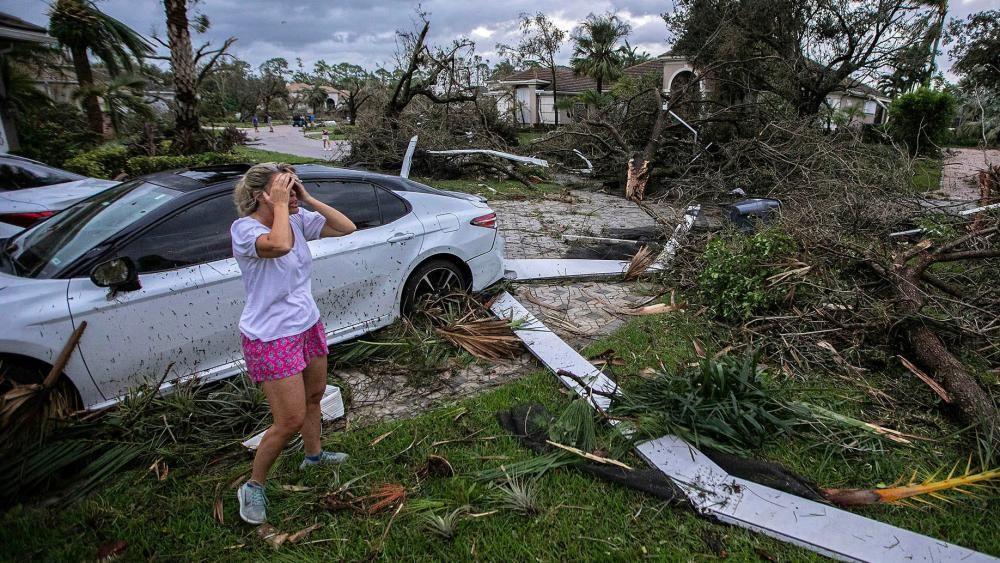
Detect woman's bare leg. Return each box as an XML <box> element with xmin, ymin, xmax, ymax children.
<box><xmin>251</xmin><ymin>374</ymin><xmax>306</xmax><ymax>484</ymax></box>
<box><xmin>300</xmin><ymin>355</ymin><xmax>328</xmax><ymax>456</ymax></box>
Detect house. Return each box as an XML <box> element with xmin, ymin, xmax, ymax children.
<box><xmin>499</xmin><ymin>53</ymin><xmax>890</xmax><ymax>127</ymax></box>
<box><xmin>0</xmin><ymin>12</ymin><xmax>57</xmax><ymax>154</ymax></box>
<box><xmin>286</xmin><ymin>82</ymin><xmax>347</xmax><ymax>115</ymax></box>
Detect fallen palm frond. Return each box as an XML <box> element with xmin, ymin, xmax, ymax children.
<box><xmin>0</xmin><ymin>321</ymin><xmax>87</xmax><ymax>437</ymax></box>
<box><xmin>435</xmin><ymin>319</ymin><xmax>522</xmax><ymax>360</ymax></box>
<box><xmin>548</xmin><ymin>399</ymin><xmax>597</xmax><ymax>453</ymax></box>
<box><xmin>476</xmin><ymin>452</ymin><xmax>572</xmax><ymax>482</ymax></box>
<box><xmin>624</xmin><ymin>245</ymin><xmax>655</xmax><ymax>281</ymax></box>
<box><xmin>792</xmin><ymin>402</ymin><xmax>926</xmax><ymax>446</ymax></box>
<box><xmin>364</xmin><ymin>483</ymin><xmax>408</xmax><ymax>514</ymax></box>
<box><xmin>822</xmin><ymin>461</ymin><xmax>1000</xmax><ymax>507</ymax></box>
<box><xmin>620</xmin><ymin>290</ymin><xmax>685</xmax><ymax>316</ymax></box>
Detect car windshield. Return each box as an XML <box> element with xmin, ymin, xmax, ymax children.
<box><xmin>0</xmin><ymin>160</ymin><xmax>85</xmax><ymax>190</ymax></box>
<box><xmin>4</xmin><ymin>180</ymin><xmax>181</xmax><ymax>278</ymax></box>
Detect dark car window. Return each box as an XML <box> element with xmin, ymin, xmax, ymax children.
<box><xmin>117</xmin><ymin>195</ymin><xmax>238</xmax><ymax>273</ymax></box>
<box><xmin>0</xmin><ymin>160</ymin><xmax>84</xmax><ymax>191</ymax></box>
<box><xmin>376</xmin><ymin>187</ymin><xmax>408</xmax><ymax>224</ymax></box>
<box><xmin>7</xmin><ymin>180</ymin><xmax>181</xmax><ymax>279</ymax></box>
<box><xmin>306</xmin><ymin>181</ymin><xmax>381</xmax><ymax>229</ymax></box>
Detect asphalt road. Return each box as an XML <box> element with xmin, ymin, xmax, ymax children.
<box><xmin>246</xmin><ymin>124</ymin><xmax>349</xmax><ymax>161</ymax></box>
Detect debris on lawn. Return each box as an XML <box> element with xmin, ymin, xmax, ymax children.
<box><xmin>417</xmin><ymin>454</ymin><xmax>455</xmax><ymax>479</ymax></box>
<box><xmin>623</xmin><ymin>246</ymin><xmax>655</xmax><ymax>281</ymax></box>
<box><xmin>420</xmin><ymin>506</ymin><xmax>468</xmax><ymax>539</ymax></box>
<box><xmin>821</xmin><ymin>465</ymin><xmax>1000</xmax><ymax>507</ymax></box>
<box><xmin>96</xmin><ymin>539</ymin><xmax>128</xmax><ymax>562</ymax></box>
<box><xmin>257</xmin><ymin>523</ymin><xmax>289</xmax><ymax>549</ymax></box>
<box><xmin>322</xmin><ymin>482</ymin><xmax>407</xmax><ymax>515</ymax></box>
<box><xmin>426</xmin><ymin>149</ymin><xmax>549</xmax><ymax>168</ymax></box>
<box><xmin>148</xmin><ymin>458</ymin><xmax>169</xmax><ymax>481</ymax></box>
<box><xmin>490</xmin><ymin>290</ymin><xmax>995</xmax><ymax>562</ymax></box>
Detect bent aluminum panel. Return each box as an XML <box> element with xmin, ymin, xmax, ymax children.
<box><xmin>503</xmin><ymin>258</ymin><xmax>630</xmax><ymax>281</ymax></box>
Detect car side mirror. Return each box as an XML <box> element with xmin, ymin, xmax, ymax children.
<box><xmin>90</xmin><ymin>257</ymin><xmax>140</xmax><ymax>291</ymax></box>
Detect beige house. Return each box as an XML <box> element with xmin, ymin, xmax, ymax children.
<box><xmin>499</xmin><ymin>53</ymin><xmax>889</xmax><ymax>127</ymax></box>
<box><xmin>286</xmin><ymin>82</ymin><xmax>347</xmax><ymax>115</ymax></box>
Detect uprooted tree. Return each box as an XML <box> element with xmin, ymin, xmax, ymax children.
<box><xmin>346</xmin><ymin>13</ymin><xmax>518</xmax><ymax>172</ymax></box>
<box><xmin>660</xmin><ymin>119</ymin><xmax>1000</xmax><ymax>443</ymax></box>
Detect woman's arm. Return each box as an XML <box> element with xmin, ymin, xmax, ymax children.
<box><xmin>255</xmin><ymin>174</ymin><xmax>295</xmax><ymax>258</ymax></box>
<box><xmin>295</xmin><ymin>183</ymin><xmax>357</xmax><ymax>237</ymax></box>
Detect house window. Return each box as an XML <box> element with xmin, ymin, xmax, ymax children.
<box><xmin>864</xmin><ymin>100</ymin><xmax>877</xmax><ymax>114</ymax></box>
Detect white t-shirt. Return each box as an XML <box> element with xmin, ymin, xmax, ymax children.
<box><xmin>231</xmin><ymin>210</ymin><xmax>327</xmax><ymax>341</ymax></box>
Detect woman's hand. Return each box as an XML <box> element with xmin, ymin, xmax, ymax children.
<box><xmin>292</xmin><ymin>178</ymin><xmax>314</xmax><ymax>205</ymax></box>
<box><xmin>261</xmin><ymin>173</ymin><xmax>294</xmax><ymax>209</ymax></box>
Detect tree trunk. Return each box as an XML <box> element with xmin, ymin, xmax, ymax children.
<box><xmin>892</xmin><ymin>261</ymin><xmax>1000</xmax><ymax>442</ymax></box>
<box><xmin>625</xmin><ymin>153</ymin><xmax>650</xmax><ymax>202</ymax></box>
<box><xmin>596</xmin><ymin>77</ymin><xmax>602</xmax><ymax>95</ymax></box>
<box><xmin>348</xmin><ymin>96</ymin><xmax>357</xmax><ymax>125</ymax></box>
<box><xmin>70</xmin><ymin>45</ymin><xmax>105</xmax><ymax>138</ymax></box>
<box><xmin>163</xmin><ymin>0</ymin><xmax>201</xmax><ymax>153</ymax></box>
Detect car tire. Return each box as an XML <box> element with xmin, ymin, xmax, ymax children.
<box><xmin>401</xmin><ymin>259</ymin><xmax>469</xmax><ymax>313</ymax></box>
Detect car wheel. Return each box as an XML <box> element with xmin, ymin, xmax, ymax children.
<box><xmin>401</xmin><ymin>259</ymin><xmax>469</xmax><ymax>312</ymax></box>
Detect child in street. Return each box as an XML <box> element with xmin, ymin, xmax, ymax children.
<box><xmin>321</xmin><ymin>129</ymin><xmax>330</xmax><ymax>150</ymax></box>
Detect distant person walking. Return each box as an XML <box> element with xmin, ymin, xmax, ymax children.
<box><xmin>251</xmin><ymin>115</ymin><xmax>259</xmax><ymax>133</ymax></box>
<box><xmin>321</xmin><ymin>129</ymin><xmax>330</xmax><ymax>150</ymax></box>
<box><xmin>231</xmin><ymin>163</ymin><xmax>357</xmax><ymax>525</ymax></box>
<box><xmin>267</xmin><ymin>114</ymin><xmax>274</xmax><ymax>133</ymax></box>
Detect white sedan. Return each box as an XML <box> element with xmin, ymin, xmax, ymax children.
<box><xmin>0</xmin><ymin>154</ymin><xmax>118</xmax><ymax>238</ymax></box>
<box><xmin>0</xmin><ymin>164</ymin><xmax>505</xmax><ymax>410</ymax></box>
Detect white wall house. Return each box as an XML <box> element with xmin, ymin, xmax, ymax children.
<box><xmin>499</xmin><ymin>54</ymin><xmax>889</xmax><ymax>127</ymax></box>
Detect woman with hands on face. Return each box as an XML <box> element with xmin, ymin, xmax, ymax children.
<box><xmin>230</xmin><ymin>163</ymin><xmax>357</xmax><ymax>524</ymax></box>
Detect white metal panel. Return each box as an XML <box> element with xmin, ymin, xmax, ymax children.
<box><xmin>503</xmin><ymin>258</ymin><xmax>630</xmax><ymax>281</ymax></box>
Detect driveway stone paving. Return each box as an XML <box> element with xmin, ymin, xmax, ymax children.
<box><xmin>338</xmin><ymin>187</ymin><xmax>681</xmax><ymax>428</ymax></box>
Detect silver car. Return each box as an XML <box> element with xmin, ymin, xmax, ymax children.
<box><xmin>0</xmin><ymin>164</ymin><xmax>505</xmax><ymax>410</ymax></box>
<box><xmin>0</xmin><ymin>154</ymin><xmax>118</xmax><ymax>238</ymax></box>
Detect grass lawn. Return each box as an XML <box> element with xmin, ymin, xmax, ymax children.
<box><xmin>304</xmin><ymin>131</ymin><xmax>348</xmax><ymax>141</ymax></box>
<box><xmin>910</xmin><ymin>157</ymin><xmax>943</xmax><ymax>192</ymax></box>
<box><xmin>2</xmin><ymin>301</ymin><xmax>996</xmax><ymax>560</ymax></box>
<box><xmin>232</xmin><ymin>146</ymin><xmax>324</xmax><ymax>165</ymax></box>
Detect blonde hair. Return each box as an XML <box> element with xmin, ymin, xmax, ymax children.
<box><xmin>233</xmin><ymin>162</ymin><xmax>295</xmax><ymax>216</ymax></box>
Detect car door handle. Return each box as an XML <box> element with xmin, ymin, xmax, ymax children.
<box><xmin>387</xmin><ymin>232</ymin><xmax>415</xmax><ymax>243</ymax></box>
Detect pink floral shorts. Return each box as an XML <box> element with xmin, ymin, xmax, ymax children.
<box><xmin>241</xmin><ymin>321</ymin><xmax>329</xmax><ymax>383</ymax></box>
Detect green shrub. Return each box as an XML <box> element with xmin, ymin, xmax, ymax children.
<box><xmin>888</xmin><ymin>87</ymin><xmax>956</xmax><ymax>155</ymax></box>
<box><xmin>124</xmin><ymin>152</ymin><xmax>245</xmax><ymax>177</ymax></box>
<box><xmin>698</xmin><ymin>229</ymin><xmax>797</xmax><ymax>321</ymax></box>
<box><xmin>63</xmin><ymin>144</ymin><xmax>130</xmax><ymax>179</ymax></box>
<box><xmin>11</xmin><ymin>103</ymin><xmax>99</xmax><ymax>167</ymax></box>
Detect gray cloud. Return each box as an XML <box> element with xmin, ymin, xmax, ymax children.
<box><xmin>4</xmin><ymin>0</ymin><xmax>995</xmax><ymax>76</ymax></box>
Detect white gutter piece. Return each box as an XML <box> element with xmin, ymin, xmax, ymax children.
<box><xmin>490</xmin><ymin>292</ymin><xmax>618</xmax><ymax>411</ymax></box>
<box><xmin>490</xmin><ymin>291</ymin><xmax>997</xmax><ymax>563</ymax></box>
<box><xmin>426</xmin><ymin>149</ymin><xmax>549</xmax><ymax>168</ymax></box>
<box><xmin>400</xmin><ymin>135</ymin><xmax>418</xmax><ymax>178</ymax></box>
<box><xmin>889</xmin><ymin>201</ymin><xmax>1000</xmax><ymax>238</ymax></box>
<box><xmin>647</xmin><ymin>205</ymin><xmax>700</xmax><ymax>272</ymax></box>
<box><xmin>503</xmin><ymin>258</ymin><xmax>630</xmax><ymax>281</ymax></box>
<box><xmin>242</xmin><ymin>385</ymin><xmax>344</xmax><ymax>450</ymax></box>
<box><xmin>635</xmin><ymin>436</ymin><xmax>995</xmax><ymax>563</ymax></box>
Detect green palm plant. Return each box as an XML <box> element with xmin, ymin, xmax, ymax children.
<box><xmin>48</xmin><ymin>0</ymin><xmax>154</xmax><ymax>137</ymax></box>
<box><xmin>74</xmin><ymin>74</ymin><xmax>153</xmax><ymax>134</ymax></box>
<box><xmin>570</xmin><ymin>13</ymin><xmax>631</xmax><ymax>94</ymax></box>
<box><xmin>305</xmin><ymin>84</ymin><xmax>330</xmax><ymax>115</ymax></box>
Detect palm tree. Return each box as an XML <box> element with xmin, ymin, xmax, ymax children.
<box><xmin>570</xmin><ymin>13</ymin><xmax>631</xmax><ymax>94</ymax></box>
<box><xmin>305</xmin><ymin>84</ymin><xmax>330</xmax><ymax>115</ymax></box>
<box><xmin>48</xmin><ymin>0</ymin><xmax>153</xmax><ymax>137</ymax></box>
<box><xmin>74</xmin><ymin>74</ymin><xmax>153</xmax><ymax>134</ymax></box>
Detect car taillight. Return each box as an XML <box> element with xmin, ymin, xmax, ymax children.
<box><xmin>0</xmin><ymin>211</ymin><xmax>55</xmax><ymax>228</ymax></box>
<box><xmin>471</xmin><ymin>212</ymin><xmax>497</xmax><ymax>229</ymax></box>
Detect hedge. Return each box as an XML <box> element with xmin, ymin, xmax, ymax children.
<box><xmin>63</xmin><ymin>144</ymin><xmax>130</xmax><ymax>179</ymax></box>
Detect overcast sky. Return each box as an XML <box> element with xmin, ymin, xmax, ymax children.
<box><xmin>5</xmin><ymin>0</ymin><xmax>997</xmax><ymax>78</ymax></box>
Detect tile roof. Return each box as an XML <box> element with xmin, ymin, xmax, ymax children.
<box><xmin>501</xmin><ymin>66</ymin><xmax>598</xmax><ymax>93</ymax></box>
